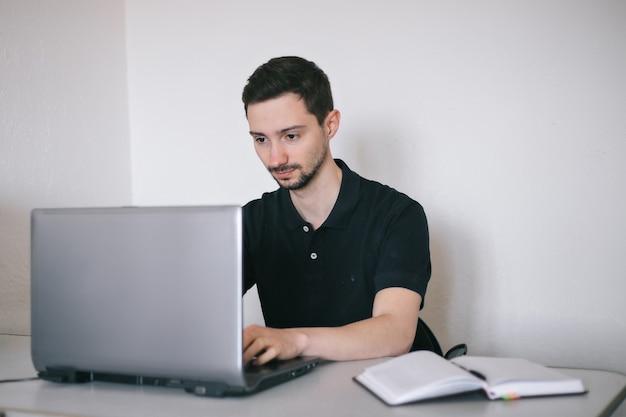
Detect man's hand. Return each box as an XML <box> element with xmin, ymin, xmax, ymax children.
<box><xmin>243</xmin><ymin>324</ymin><xmax>308</xmax><ymax>366</ymax></box>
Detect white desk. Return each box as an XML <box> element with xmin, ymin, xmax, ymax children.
<box><xmin>1</xmin><ymin>335</ymin><xmax>625</xmax><ymax>417</ymax></box>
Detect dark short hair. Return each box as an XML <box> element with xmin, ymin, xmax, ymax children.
<box><xmin>242</xmin><ymin>56</ymin><xmax>334</xmax><ymax>126</ymax></box>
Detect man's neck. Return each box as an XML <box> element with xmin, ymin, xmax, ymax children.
<box><xmin>289</xmin><ymin>158</ymin><xmax>342</xmax><ymax>230</ymax></box>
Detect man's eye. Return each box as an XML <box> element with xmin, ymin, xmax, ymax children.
<box><xmin>286</xmin><ymin>134</ymin><xmax>298</xmax><ymax>140</ymax></box>
<box><xmin>255</xmin><ymin>137</ymin><xmax>267</xmax><ymax>143</ymax></box>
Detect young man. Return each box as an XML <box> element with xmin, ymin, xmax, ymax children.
<box><xmin>241</xmin><ymin>56</ymin><xmax>431</xmax><ymax>365</ymax></box>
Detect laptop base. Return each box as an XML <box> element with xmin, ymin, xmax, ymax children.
<box><xmin>38</xmin><ymin>368</ymin><xmax>92</xmax><ymax>384</ymax></box>
<box><xmin>39</xmin><ymin>359</ymin><xmax>319</xmax><ymax>397</ymax></box>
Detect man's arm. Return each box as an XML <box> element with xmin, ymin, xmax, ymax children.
<box><xmin>243</xmin><ymin>287</ymin><xmax>420</xmax><ymax>365</ymax></box>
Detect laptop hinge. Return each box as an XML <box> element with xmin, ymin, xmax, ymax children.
<box><xmin>39</xmin><ymin>368</ymin><xmax>92</xmax><ymax>383</ymax></box>
<box><xmin>183</xmin><ymin>381</ymin><xmax>244</xmax><ymax>397</ymax></box>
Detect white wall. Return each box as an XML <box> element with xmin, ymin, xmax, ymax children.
<box><xmin>0</xmin><ymin>1</ymin><xmax>132</xmax><ymax>334</ymax></box>
<box><xmin>1</xmin><ymin>0</ymin><xmax>624</xmax><ymax>375</ymax></box>
<box><xmin>127</xmin><ymin>0</ymin><xmax>626</xmax><ymax>374</ymax></box>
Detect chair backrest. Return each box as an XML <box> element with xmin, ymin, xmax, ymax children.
<box><xmin>411</xmin><ymin>318</ymin><xmax>469</xmax><ymax>359</ymax></box>
<box><xmin>410</xmin><ymin>317</ymin><xmax>443</xmax><ymax>356</ymax></box>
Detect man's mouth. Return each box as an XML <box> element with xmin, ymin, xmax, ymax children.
<box><xmin>270</xmin><ymin>165</ymin><xmax>299</xmax><ymax>179</ymax></box>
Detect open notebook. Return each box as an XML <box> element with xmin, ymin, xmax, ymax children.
<box><xmin>30</xmin><ymin>205</ymin><xmax>318</xmax><ymax>396</ymax></box>
<box><xmin>355</xmin><ymin>350</ymin><xmax>585</xmax><ymax>405</ymax></box>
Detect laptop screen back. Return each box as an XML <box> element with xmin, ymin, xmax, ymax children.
<box><xmin>31</xmin><ymin>206</ymin><xmax>246</xmax><ymax>386</ymax></box>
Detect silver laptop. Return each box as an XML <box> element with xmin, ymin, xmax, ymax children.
<box><xmin>30</xmin><ymin>205</ymin><xmax>318</xmax><ymax>396</ymax></box>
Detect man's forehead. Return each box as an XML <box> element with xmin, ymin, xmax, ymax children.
<box><xmin>247</xmin><ymin>93</ymin><xmax>317</xmax><ymax>133</ymax></box>
<box><xmin>247</xmin><ymin>92</ymin><xmax>305</xmax><ymax>113</ymax></box>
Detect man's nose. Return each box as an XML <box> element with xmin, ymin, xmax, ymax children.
<box><xmin>269</xmin><ymin>142</ymin><xmax>288</xmax><ymax>167</ymax></box>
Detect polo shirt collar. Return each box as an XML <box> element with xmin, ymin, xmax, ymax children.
<box><xmin>279</xmin><ymin>159</ymin><xmax>360</xmax><ymax>231</ymax></box>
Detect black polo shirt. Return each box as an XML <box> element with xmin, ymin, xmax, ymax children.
<box><xmin>243</xmin><ymin>159</ymin><xmax>431</xmax><ymax>329</ymax></box>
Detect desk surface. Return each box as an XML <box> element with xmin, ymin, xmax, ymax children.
<box><xmin>1</xmin><ymin>335</ymin><xmax>625</xmax><ymax>417</ymax></box>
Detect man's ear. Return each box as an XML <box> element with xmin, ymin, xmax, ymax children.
<box><xmin>325</xmin><ymin>109</ymin><xmax>341</xmax><ymax>139</ymax></box>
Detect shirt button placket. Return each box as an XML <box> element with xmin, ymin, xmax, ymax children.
<box><xmin>302</xmin><ymin>224</ymin><xmax>319</xmax><ymax>262</ymax></box>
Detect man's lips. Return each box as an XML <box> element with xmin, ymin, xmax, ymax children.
<box><xmin>270</xmin><ymin>165</ymin><xmax>298</xmax><ymax>179</ymax></box>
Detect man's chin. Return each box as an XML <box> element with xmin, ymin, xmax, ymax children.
<box><xmin>272</xmin><ymin>168</ymin><xmax>316</xmax><ymax>191</ymax></box>
<box><xmin>274</xmin><ymin>177</ymin><xmax>304</xmax><ymax>191</ymax></box>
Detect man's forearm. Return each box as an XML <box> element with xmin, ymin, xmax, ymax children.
<box><xmin>296</xmin><ymin>313</ymin><xmax>417</xmax><ymax>361</ymax></box>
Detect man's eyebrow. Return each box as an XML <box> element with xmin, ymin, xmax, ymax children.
<box><xmin>249</xmin><ymin>125</ymin><xmax>307</xmax><ymax>137</ymax></box>
<box><xmin>280</xmin><ymin>125</ymin><xmax>306</xmax><ymax>133</ymax></box>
